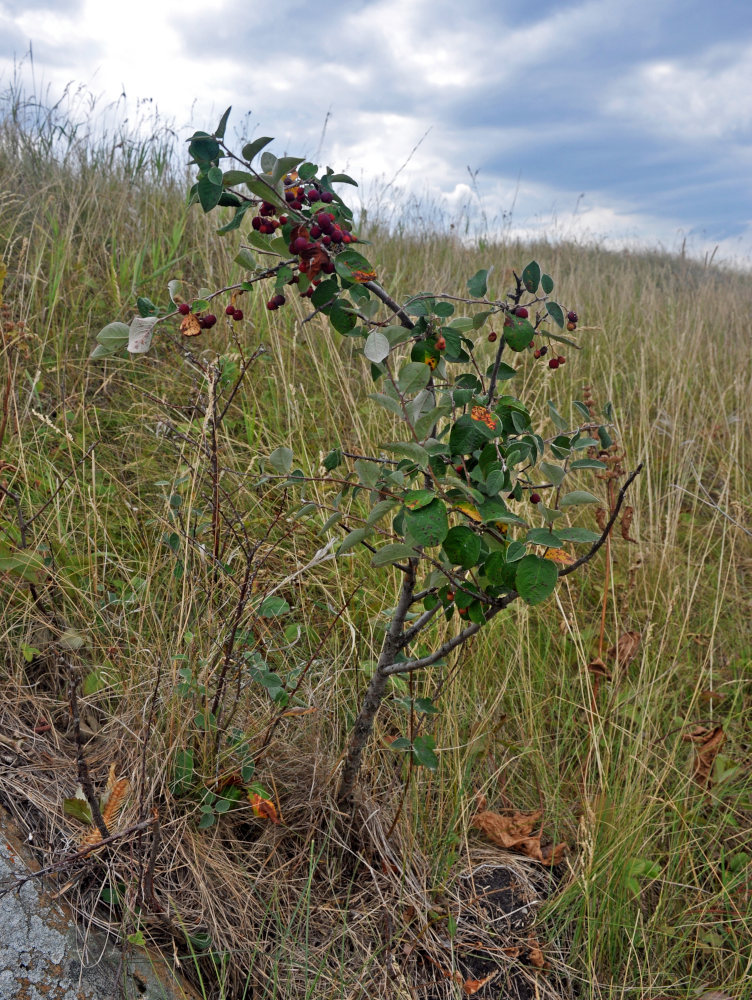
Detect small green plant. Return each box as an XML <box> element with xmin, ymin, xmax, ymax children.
<box><xmin>92</xmin><ymin>107</ymin><xmax>641</xmax><ymax>806</ymax></box>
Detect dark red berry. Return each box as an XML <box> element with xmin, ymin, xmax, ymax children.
<box><xmin>320</xmin><ymin>191</ymin><xmax>333</xmax><ymax>203</ymax></box>
<box><xmin>436</xmin><ymin>336</ymin><xmax>446</xmax><ymax>351</ymax></box>
<box><xmin>322</xmin><ymin>261</ymin><xmax>335</xmax><ymax>274</ymax></box>
<box><xmin>279</xmin><ymin>215</ymin><xmax>288</xmax><ymax>225</ymax></box>
<box><xmin>320</xmin><ymin>234</ymin><xmax>332</xmax><ymax>246</ymax></box>
<box><xmin>251</xmin><ymin>216</ymin><xmax>262</xmax><ymax>231</ymax></box>
<box><xmin>548</xmin><ymin>358</ymin><xmax>559</xmax><ymax>369</ymax></box>
<box><xmin>293</xmin><ymin>236</ymin><xmax>308</xmax><ymax>253</ymax></box>
<box><xmin>557</xmin><ymin>355</ymin><xmax>565</xmax><ymax>364</ymax></box>
<box><xmin>310</xmin><ymin>224</ymin><xmax>322</xmax><ymax>239</ymax></box>
<box><xmin>273</xmin><ymin>294</ymin><xmax>286</xmax><ymax>307</ymax></box>
<box><xmin>285</xmin><ymin>191</ymin><xmax>295</xmax><ymax>203</ymax></box>
<box><xmin>488</xmin><ymin>331</ymin><xmax>498</xmax><ymax>342</ymax></box>
<box><xmin>515</xmin><ymin>306</ymin><xmax>529</xmax><ymax>319</ymax></box>
<box><xmin>530</xmin><ymin>493</ymin><xmax>542</xmax><ymax>504</ymax></box>
<box><xmin>331</xmin><ymin>229</ymin><xmax>344</xmax><ymax>244</ymax></box>
<box><xmin>233</xmin><ymin>309</ymin><xmax>244</xmax><ymax>321</ymax></box>
<box><xmin>266</xmin><ymin>300</ymin><xmax>277</xmax><ymax>311</ymax></box>
<box><xmin>534</xmin><ymin>349</ymin><xmax>541</xmax><ymax>359</ymax></box>
<box><xmin>567</xmin><ymin>310</ymin><xmax>578</xmax><ymax>323</ymax></box>
<box><xmin>290</xmin><ymin>199</ymin><xmax>303</xmax><ymax>210</ymax></box>
<box><xmin>225</xmin><ymin>305</ymin><xmax>235</xmax><ymax>316</ymax></box>
<box><xmin>539</xmin><ymin>345</ymin><xmax>548</xmax><ymax>356</ymax></box>
<box><xmin>177</xmin><ymin>303</ymin><xmax>191</xmax><ymax>316</ymax></box>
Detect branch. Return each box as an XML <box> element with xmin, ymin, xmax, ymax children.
<box><xmin>363</xmin><ymin>281</ymin><xmax>415</xmax><ymax>329</ymax></box>
<box><xmin>558</xmin><ymin>463</ymin><xmax>643</xmax><ymax>578</ymax></box>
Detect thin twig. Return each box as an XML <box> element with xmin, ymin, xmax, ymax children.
<box><xmin>558</xmin><ymin>463</ymin><xmax>643</xmax><ymax>577</ymax></box>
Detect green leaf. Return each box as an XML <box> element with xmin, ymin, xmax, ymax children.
<box><xmin>449</xmin><ymin>414</ymin><xmax>491</xmax><ymax>456</ymax></box>
<box><xmin>170</xmin><ymin>748</ymin><xmax>195</xmax><ymax>796</ymax></box>
<box><xmin>364</xmin><ymin>330</ymin><xmax>390</xmax><ymax>363</ymax></box>
<box><xmin>504</xmin><ymin>316</ymin><xmax>535</xmax><ymax>352</ymax></box>
<box><xmin>197</xmin><ymin>173</ymin><xmax>223</xmax><ymax>212</ymax></box>
<box><xmin>414</xmin><ymin>697</ymin><xmax>440</xmax><ymax>715</ymax></box>
<box><xmin>327</xmin><ymin>172</ymin><xmax>358</xmax><ymax>186</ymax></box>
<box><xmin>442</xmin><ymin>526</ymin><xmax>481</xmax><ymax>569</ymax></box>
<box><xmin>272</xmin><ymin>156</ymin><xmax>306</xmax><ymax>186</ymax></box>
<box><xmin>434</xmin><ymin>301</ymin><xmax>455</xmax><ymax>317</ymax></box>
<box><xmin>412</xmin><ymin>734</ymin><xmax>439</xmax><ymax>770</ymax></box>
<box><xmin>570</xmin><ymin>458</ymin><xmax>607</xmax><ymax>470</ymax></box>
<box><xmin>556</xmin><ymin>526</ymin><xmax>602</xmax><ymax>543</ymax></box>
<box><xmin>598</xmin><ymin>425</ymin><xmax>614</xmax><ymax>448</ymax></box>
<box><xmin>371</xmin><ymin>543</ymin><xmax>416</xmax><ymax>567</ymax></box>
<box><xmin>467</xmin><ymin>269</ymin><xmax>489</xmax><ymax>298</ymax></box>
<box><xmin>257</xmin><ymin>596</ymin><xmax>290</xmax><ymax>617</ymax></box>
<box><xmin>0</xmin><ymin>546</ymin><xmax>47</xmax><ymax>584</ymax></box>
<box><xmin>355</xmin><ymin>459</ymin><xmax>379</xmax><ymax>487</ymax></box>
<box><xmin>560</xmin><ymin>490</ymin><xmax>601</xmax><ymax>507</ymax></box>
<box><xmin>546</xmin><ymin>301</ymin><xmax>565</xmax><ymax>328</ymax></box>
<box><xmin>541</xmin><ymin>273</ymin><xmax>554</xmax><ymax>294</ymax></box>
<box><xmin>241</xmin><ymin>136</ymin><xmax>274</xmax><ymax>162</ymax></box>
<box><xmin>522</xmin><ymin>260</ymin><xmax>540</xmax><ymax>293</ymax></box>
<box><xmin>338</xmin><ymin>527</ymin><xmax>370</xmax><ymax>554</ymax></box>
<box><xmin>369</xmin><ymin>392</ymin><xmax>403</xmax><ymax>416</ymax></box>
<box><xmin>403</xmin><ymin>489</ymin><xmax>435</xmax><ymax>510</ymax></box>
<box><xmin>515</xmin><ymin>554</ymin><xmax>558</xmax><ymax>605</ymax></box>
<box><xmin>323</xmin><ymin>448</ymin><xmax>342</xmax><ymax>471</ymax></box>
<box><xmin>367</xmin><ymin>499</ymin><xmax>398</xmax><ymax>525</ymax></box>
<box><xmin>404</xmin><ymin>499</ymin><xmax>449</xmax><ymax>547</ymax></box>
<box><xmin>188</xmin><ymin>134</ymin><xmax>220</xmax><ymax>165</ymax></box>
<box><xmin>214</xmin><ymin>107</ymin><xmax>232</xmax><ymax>139</ymax></box>
<box><xmin>267</xmin><ymin>446</ymin><xmax>294</xmax><ymax>475</ymax></box>
<box><xmin>397</xmin><ymin>362</ymin><xmax>431</xmax><ymax>395</ymax></box>
<box><xmin>382</xmin><ymin>442</ymin><xmax>429</xmax><ymax>470</ymax></box>
<box><xmin>547</xmin><ymin>401</ymin><xmax>568</xmax><ymax>431</ymax></box>
<box><xmin>91</xmin><ymin>321</ymin><xmax>130</xmax><ymax>359</ymax></box>
<box><xmin>63</xmin><ymin>796</ymin><xmax>93</xmax><ymax>824</ymax></box>
<box><xmin>505</xmin><ymin>540</ymin><xmax>527</xmax><ymax>563</ymax></box>
<box><xmin>234</xmin><ymin>248</ymin><xmax>256</xmax><ymax>270</ymax></box>
<box><xmin>526</xmin><ymin>528</ymin><xmax>564</xmax><ymax>547</ymax></box>
<box><xmin>539</xmin><ymin>460</ymin><xmax>566</xmax><ymax>486</ymax></box>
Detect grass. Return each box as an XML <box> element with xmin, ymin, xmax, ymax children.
<box><xmin>0</xmin><ymin>83</ymin><xmax>750</xmax><ymax>1000</ymax></box>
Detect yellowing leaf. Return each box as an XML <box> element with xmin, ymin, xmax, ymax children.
<box><xmin>455</xmin><ymin>501</ymin><xmax>482</xmax><ymax>523</ymax></box>
<box><xmin>544</xmin><ymin>547</ymin><xmax>575</xmax><ymax>566</ymax></box>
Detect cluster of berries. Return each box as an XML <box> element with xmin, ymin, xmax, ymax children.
<box><xmin>177</xmin><ymin>302</ymin><xmax>217</xmax><ymax>329</ymax></box>
<box><xmin>224</xmin><ymin>304</ymin><xmax>244</xmax><ymax>321</ymax></box>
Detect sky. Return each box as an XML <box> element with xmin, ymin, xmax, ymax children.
<box><xmin>3</xmin><ymin>0</ymin><xmax>752</xmax><ymax>263</ymax></box>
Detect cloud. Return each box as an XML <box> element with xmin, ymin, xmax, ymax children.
<box><xmin>605</xmin><ymin>42</ymin><xmax>752</xmax><ymax>142</ymax></box>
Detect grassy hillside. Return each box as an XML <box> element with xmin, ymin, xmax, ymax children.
<box><xmin>0</xmin><ymin>90</ymin><xmax>750</xmax><ymax>1000</ymax></box>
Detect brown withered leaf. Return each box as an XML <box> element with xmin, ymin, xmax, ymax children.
<box><xmin>180</xmin><ymin>313</ymin><xmax>202</xmax><ymax>337</ymax></box>
<box><xmin>299</xmin><ymin>244</ymin><xmax>329</xmax><ymax>281</ymax></box>
<box><xmin>587</xmin><ymin>657</ymin><xmax>611</xmax><ymax>680</ymax></box>
<box><xmin>682</xmin><ymin>725</ymin><xmax>726</xmax><ymax>790</ymax></box>
<box><xmin>527</xmin><ymin>940</ymin><xmax>546</xmax><ymax>969</ymax></box>
<box><xmin>544</xmin><ymin>547</ymin><xmax>575</xmax><ymax>567</ymax></box>
<box><xmin>462</xmin><ymin>972</ymin><xmax>497</xmax><ymax>995</ymax></box>
<box><xmin>471</xmin><ymin>807</ymin><xmax>567</xmax><ymax>865</ymax></box>
<box><xmin>594</xmin><ymin>506</ymin><xmax>608</xmax><ymax>532</ymax></box>
<box><xmin>607</xmin><ymin>630</ymin><xmax>641</xmax><ymax>670</ymax></box>
<box><xmin>621</xmin><ymin>505</ymin><xmax>637</xmax><ymax>542</ymax></box>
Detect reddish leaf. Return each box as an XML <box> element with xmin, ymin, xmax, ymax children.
<box><xmin>682</xmin><ymin>725</ymin><xmax>726</xmax><ymax>790</ymax></box>
<box><xmin>471</xmin><ymin>804</ymin><xmax>566</xmax><ymax>865</ymax></box>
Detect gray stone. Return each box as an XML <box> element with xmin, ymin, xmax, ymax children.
<box><xmin>0</xmin><ymin>809</ymin><xmax>200</xmax><ymax>1000</ymax></box>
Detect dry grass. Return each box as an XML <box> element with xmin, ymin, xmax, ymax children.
<box><xmin>0</xmin><ymin>85</ymin><xmax>750</xmax><ymax>1000</ymax></box>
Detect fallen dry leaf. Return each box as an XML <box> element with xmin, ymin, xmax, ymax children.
<box><xmin>249</xmin><ymin>792</ymin><xmax>280</xmax><ymax>824</ymax></box>
<box><xmin>471</xmin><ymin>807</ymin><xmax>567</xmax><ymax>865</ymax></box>
<box><xmin>180</xmin><ymin>313</ymin><xmax>202</xmax><ymax>337</ymax></box>
<box><xmin>682</xmin><ymin>725</ymin><xmax>726</xmax><ymax>790</ymax></box>
<box><xmin>607</xmin><ymin>630</ymin><xmax>641</xmax><ymax>670</ymax></box>
<box><xmin>462</xmin><ymin>972</ymin><xmax>497</xmax><ymax>995</ymax></box>
<box><xmin>527</xmin><ymin>942</ymin><xmax>546</xmax><ymax>969</ymax></box>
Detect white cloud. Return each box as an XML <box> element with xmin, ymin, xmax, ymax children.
<box><xmin>605</xmin><ymin>42</ymin><xmax>752</xmax><ymax>142</ymax></box>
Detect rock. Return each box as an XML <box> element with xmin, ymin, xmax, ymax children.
<box><xmin>0</xmin><ymin>808</ymin><xmax>199</xmax><ymax>1000</ymax></box>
